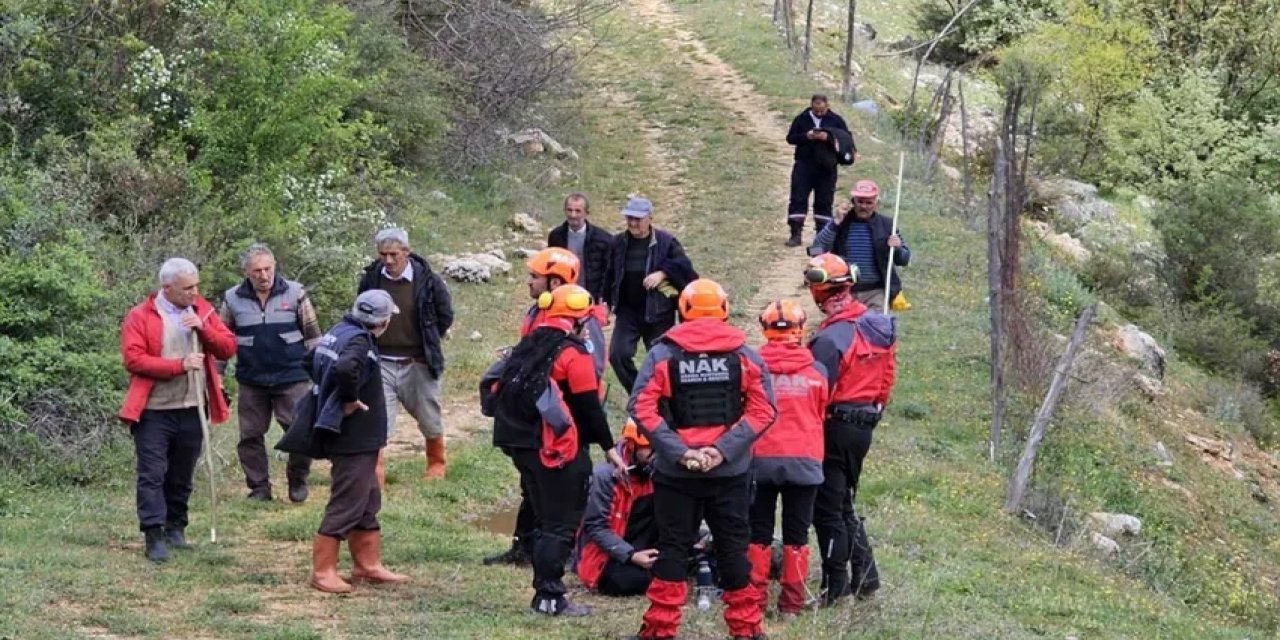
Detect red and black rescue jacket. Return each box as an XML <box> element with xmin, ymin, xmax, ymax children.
<box><xmin>808</xmin><ymin>300</ymin><xmax>898</xmax><ymax>408</ymax></box>
<box><xmin>488</xmin><ymin>319</ymin><xmax>614</xmax><ymax>468</ymax></box>
<box><xmin>628</xmin><ymin>319</ymin><xmax>777</xmax><ymax>479</ymax></box>
<box><xmin>753</xmin><ymin>341</ymin><xmax>829</xmax><ymax>486</ymax></box>
<box><xmin>574</xmin><ymin>442</ymin><xmax>656</xmax><ymax>589</ymax></box>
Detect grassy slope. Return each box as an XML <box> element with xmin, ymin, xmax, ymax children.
<box><xmin>2</xmin><ymin>1</ymin><xmax>1277</xmax><ymax>638</ymax></box>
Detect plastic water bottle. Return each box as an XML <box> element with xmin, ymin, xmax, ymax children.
<box><xmin>695</xmin><ymin>559</ymin><xmax>713</xmax><ymax>611</ymax></box>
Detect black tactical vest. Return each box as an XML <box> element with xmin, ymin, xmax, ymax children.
<box><xmin>666</xmin><ymin>350</ymin><xmax>743</xmax><ymax>428</ymax></box>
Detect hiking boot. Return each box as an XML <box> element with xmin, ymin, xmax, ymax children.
<box><xmin>143</xmin><ymin>527</ymin><xmax>170</xmax><ymax>564</ymax></box>
<box><xmin>247</xmin><ymin>487</ymin><xmax>273</xmax><ymax>502</ymax></box>
<box><xmin>785</xmin><ymin>231</ymin><xmax>802</xmax><ymax>247</ymax></box>
<box><xmin>531</xmin><ymin>596</ymin><xmax>592</xmax><ymax>617</ymax></box>
<box><xmin>287</xmin><ymin>479</ymin><xmax>309</xmax><ymax>504</ymax></box>
<box><xmin>483</xmin><ymin>540</ymin><xmax>529</xmax><ymax>566</ymax></box>
<box><xmin>164</xmin><ymin>527</ymin><xmax>193</xmax><ymax>551</ymax></box>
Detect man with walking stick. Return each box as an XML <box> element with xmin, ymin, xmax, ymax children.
<box><xmin>119</xmin><ymin>257</ymin><xmax>236</xmax><ymax>563</ymax></box>
<box><xmin>810</xmin><ymin>179</ymin><xmax>911</xmax><ymax>308</ymax></box>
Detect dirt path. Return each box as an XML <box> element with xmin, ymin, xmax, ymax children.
<box><xmin>627</xmin><ymin>0</ymin><xmax>819</xmax><ymax>337</ymax></box>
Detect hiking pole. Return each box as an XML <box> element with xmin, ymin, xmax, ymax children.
<box><xmin>884</xmin><ymin>151</ymin><xmax>906</xmax><ymax>314</ymax></box>
<box><xmin>189</xmin><ymin>330</ymin><xmax>218</xmax><ymax>544</ymax></box>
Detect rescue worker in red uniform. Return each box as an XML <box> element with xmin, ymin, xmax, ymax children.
<box><xmin>486</xmin><ymin>284</ymin><xmax>617</xmax><ymax>617</ymax></box>
<box><xmin>803</xmin><ymin>253</ymin><xmax>897</xmax><ymax>605</ymax></box>
<box><xmin>484</xmin><ymin>248</ymin><xmax>614</xmax><ymax>567</ymax></box>
<box><xmin>749</xmin><ymin>299</ymin><xmax>830</xmax><ymax>617</ymax></box>
<box><xmin>627</xmin><ymin>279</ymin><xmax>778</xmax><ymax>640</ymax></box>
<box><xmin>575</xmin><ymin>419</ymin><xmax>659</xmax><ymax>596</ymax></box>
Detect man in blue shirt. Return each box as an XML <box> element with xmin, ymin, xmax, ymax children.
<box><xmin>811</xmin><ymin>180</ymin><xmax>910</xmax><ymax>308</ymax></box>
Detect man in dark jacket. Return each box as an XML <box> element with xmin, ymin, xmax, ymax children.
<box><xmin>357</xmin><ymin>228</ymin><xmax>455</xmax><ymax>482</ymax></box>
<box><xmin>627</xmin><ymin>279</ymin><xmax>777</xmax><ymax>640</ymax></box>
<box><xmin>605</xmin><ymin>196</ymin><xmax>698</xmax><ymax>395</ymax></box>
<box><xmin>811</xmin><ymin>180</ymin><xmax>910</xmax><ymax>309</ymax></box>
<box><xmin>786</xmin><ymin>94</ymin><xmax>851</xmax><ymax>248</ymax></box>
<box><xmin>293</xmin><ymin>289</ymin><xmax>408</xmax><ymax>594</ymax></box>
<box><xmin>220</xmin><ymin>244</ymin><xmax>323</xmax><ymax>503</ymax></box>
<box><xmin>548</xmin><ymin>193</ymin><xmax>613</xmax><ymax>301</ymax></box>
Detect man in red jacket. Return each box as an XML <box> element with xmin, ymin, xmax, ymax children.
<box><xmin>803</xmin><ymin>253</ymin><xmax>897</xmax><ymax>604</ymax></box>
<box><xmin>575</xmin><ymin>419</ymin><xmax>659</xmax><ymax>596</ymax></box>
<box><xmin>119</xmin><ymin>257</ymin><xmax>237</xmax><ymax>563</ymax></box>
<box><xmin>627</xmin><ymin>279</ymin><xmax>777</xmax><ymax>640</ymax></box>
<box><xmin>749</xmin><ymin>299</ymin><xmax>830</xmax><ymax>617</ymax></box>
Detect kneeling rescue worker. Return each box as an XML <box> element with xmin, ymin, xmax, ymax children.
<box><xmin>749</xmin><ymin>299</ymin><xmax>830</xmax><ymax>617</ymax></box>
<box><xmin>487</xmin><ymin>284</ymin><xmax>618</xmax><ymax>617</ymax></box>
<box><xmin>575</xmin><ymin>419</ymin><xmax>659</xmax><ymax>597</ymax></box>
<box><xmin>628</xmin><ymin>279</ymin><xmax>778</xmax><ymax>640</ymax></box>
<box><xmin>803</xmin><ymin>253</ymin><xmax>898</xmax><ymax>604</ymax></box>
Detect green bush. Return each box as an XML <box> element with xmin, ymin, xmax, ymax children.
<box><xmin>1163</xmin><ymin>301</ymin><xmax>1269</xmax><ymax>382</ymax></box>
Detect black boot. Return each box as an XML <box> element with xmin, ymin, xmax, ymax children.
<box><xmin>287</xmin><ymin>478</ymin><xmax>309</xmax><ymax>504</ymax></box>
<box><xmin>247</xmin><ymin>487</ymin><xmax>273</xmax><ymax>502</ymax></box>
<box><xmin>820</xmin><ymin>567</ymin><xmax>850</xmax><ymax>607</ymax></box>
<box><xmin>785</xmin><ymin>229</ymin><xmax>802</xmax><ymax>247</ymax></box>
<box><xmin>483</xmin><ymin>538</ymin><xmax>529</xmax><ymax>566</ymax></box>
<box><xmin>165</xmin><ymin>526</ymin><xmax>193</xmax><ymax>551</ymax></box>
<box><xmin>848</xmin><ymin>515</ymin><xmax>880</xmax><ymax>598</ymax></box>
<box><xmin>531</xmin><ymin>594</ymin><xmax>592</xmax><ymax>617</ymax></box>
<box><xmin>143</xmin><ymin>526</ymin><xmax>170</xmax><ymax>564</ymax></box>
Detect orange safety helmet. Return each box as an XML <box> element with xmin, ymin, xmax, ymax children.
<box><xmin>621</xmin><ymin>418</ymin><xmax>650</xmax><ymax>447</ymax></box>
<box><xmin>537</xmin><ymin>284</ymin><xmax>594</xmax><ymax>319</ymax></box>
<box><xmin>759</xmin><ymin>299</ymin><xmax>807</xmax><ymax>343</ymax></box>
<box><xmin>526</xmin><ymin>247</ymin><xmax>581</xmax><ymax>285</ymax></box>
<box><xmin>804</xmin><ymin>253</ymin><xmax>857</xmax><ymax>304</ymax></box>
<box><xmin>678</xmin><ymin>278</ymin><xmax>729</xmax><ymax>321</ymax></box>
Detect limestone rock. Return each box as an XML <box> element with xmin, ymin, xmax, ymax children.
<box><xmin>511</xmin><ymin>212</ymin><xmax>542</xmax><ymax>235</ymax></box>
<box><xmin>1033</xmin><ymin>179</ymin><xmax>1117</xmax><ymax>228</ymax></box>
<box><xmin>468</xmin><ymin>330</ymin><xmax>483</xmax><ymax>342</ymax></box>
<box><xmin>1090</xmin><ymin>532</ymin><xmax>1120</xmax><ymax>555</ymax></box>
<box><xmin>1135</xmin><ymin>374</ymin><xmax>1165</xmax><ymax>401</ymax></box>
<box><xmin>1089</xmin><ymin>512</ymin><xmax>1142</xmax><ymax>537</ymax></box>
<box><xmin>1154</xmin><ymin>440</ymin><xmax>1173</xmax><ymax>466</ymax></box>
<box><xmin>939</xmin><ymin>163</ymin><xmax>962</xmax><ymax>182</ymax></box>
<box><xmin>442</xmin><ymin>258</ymin><xmax>491</xmax><ymax>283</ymax></box>
<box><xmin>514</xmin><ymin>247</ymin><xmax>540</xmax><ymax>259</ymax></box>
<box><xmin>1116</xmin><ymin>324</ymin><xmax>1166</xmax><ymax>379</ymax></box>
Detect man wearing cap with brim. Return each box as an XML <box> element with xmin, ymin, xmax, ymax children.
<box><xmin>604</xmin><ymin>196</ymin><xmax>698</xmax><ymax>395</ymax></box>
<box><xmin>279</xmin><ymin>289</ymin><xmax>409</xmax><ymax>594</ymax></box>
<box><xmin>810</xmin><ymin>180</ymin><xmax>911</xmax><ymax>307</ymax></box>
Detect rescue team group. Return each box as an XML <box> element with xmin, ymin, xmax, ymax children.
<box><xmin>117</xmin><ymin>95</ymin><xmax>907</xmax><ymax>640</ymax></box>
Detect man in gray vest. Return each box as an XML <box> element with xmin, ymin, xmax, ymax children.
<box><xmin>220</xmin><ymin>244</ymin><xmax>323</xmax><ymax>503</ymax></box>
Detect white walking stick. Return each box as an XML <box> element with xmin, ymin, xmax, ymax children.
<box><xmin>884</xmin><ymin>152</ymin><xmax>906</xmax><ymax>314</ymax></box>
<box><xmin>190</xmin><ymin>330</ymin><xmax>218</xmax><ymax>543</ymax></box>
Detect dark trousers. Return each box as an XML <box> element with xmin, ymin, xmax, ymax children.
<box><xmin>598</xmin><ymin>559</ymin><xmax>654</xmax><ymax>596</ymax></box>
<box><xmin>510</xmin><ymin>447</ymin><xmax>591</xmax><ymax>602</ymax></box>
<box><xmin>318</xmin><ymin>452</ymin><xmax>380</xmax><ymax>539</ymax></box>
<box><xmin>512</xmin><ymin>478</ymin><xmax>539</xmax><ymax>555</ymax></box>
<box><xmin>651</xmin><ymin>473</ymin><xmax>751</xmax><ymax>591</ymax></box>
<box><xmin>237</xmin><ymin>381</ymin><xmax>312</xmax><ymax>491</ymax></box>
<box><xmin>813</xmin><ymin>418</ymin><xmax>878</xmax><ymax>595</ymax></box>
<box><xmin>609</xmin><ymin>308</ymin><xmax>675</xmax><ymax>395</ymax></box>
<box><xmin>787</xmin><ymin>162</ymin><xmax>838</xmax><ymax>233</ymax></box>
<box><xmin>132</xmin><ymin>408</ymin><xmax>204</xmax><ymax>531</ymax></box>
<box><xmin>749</xmin><ymin>483</ymin><xmax>819</xmax><ymax>546</ymax></box>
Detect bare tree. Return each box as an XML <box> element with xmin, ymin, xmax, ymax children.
<box><xmin>1004</xmin><ymin>303</ymin><xmax>1097</xmax><ymax>513</ymax></box>
<box><xmin>803</xmin><ymin>0</ymin><xmax>816</xmax><ymax>70</ymax></box>
<box><xmin>905</xmin><ymin>0</ymin><xmax>981</xmax><ymax>116</ymax></box>
<box><xmin>987</xmin><ymin>131</ymin><xmax>1008</xmax><ymax>463</ymax></box>
<box><xmin>392</xmin><ymin>0</ymin><xmax>620</xmax><ymax>170</ymax></box>
<box><xmin>957</xmin><ymin>73</ymin><xmax>975</xmax><ymax>228</ymax></box>
<box><xmin>841</xmin><ymin>0</ymin><xmax>857</xmax><ymax>99</ymax></box>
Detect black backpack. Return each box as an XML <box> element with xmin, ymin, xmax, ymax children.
<box><xmin>493</xmin><ymin>328</ymin><xmax>571</xmax><ymax>446</ymax></box>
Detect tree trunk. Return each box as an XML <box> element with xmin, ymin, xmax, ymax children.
<box><xmin>782</xmin><ymin>0</ymin><xmax>795</xmax><ymax>49</ymax></box>
<box><xmin>1003</xmin><ymin>303</ymin><xmax>1097</xmax><ymax>513</ymax></box>
<box><xmin>958</xmin><ymin>73</ymin><xmax>976</xmax><ymax>229</ymax></box>
<box><xmin>987</xmin><ymin>133</ymin><xmax>1007</xmax><ymax>463</ymax></box>
<box><xmin>841</xmin><ymin>0</ymin><xmax>857</xmax><ymax>100</ymax></box>
<box><xmin>773</xmin><ymin>0</ymin><xmax>781</xmax><ymax>23</ymax></box>
<box><xmin>803</xmin><ymin>0</ymin><xmax>815</xmax><ymax>70</ymax></box>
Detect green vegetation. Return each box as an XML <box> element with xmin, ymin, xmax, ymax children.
<box><xmin>3</xmin><ymin>0</ymin><xmax>1280</xmax><ymax>638</ymax></box>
